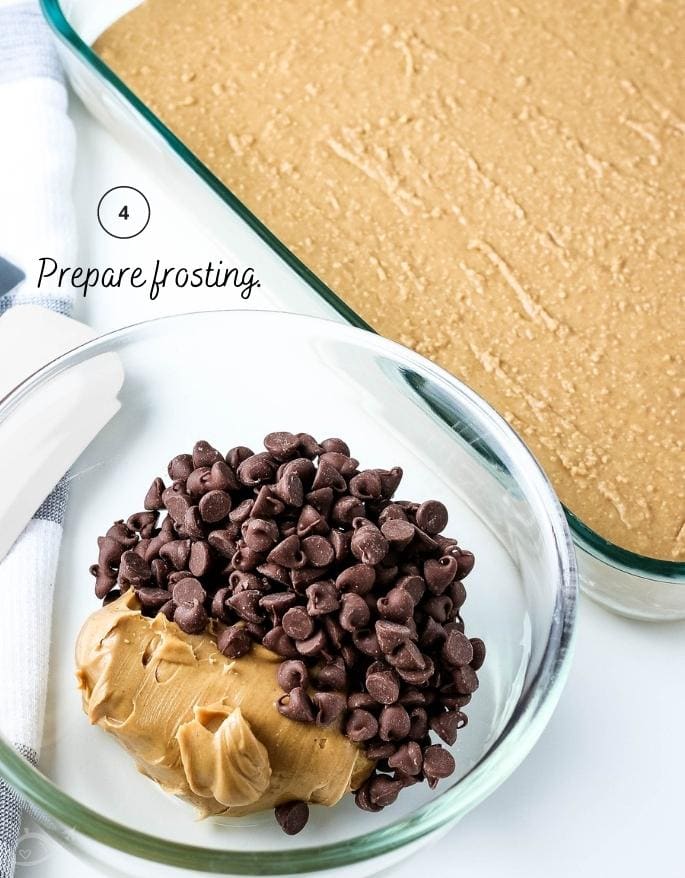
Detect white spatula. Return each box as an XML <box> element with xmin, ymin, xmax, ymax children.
<box><xmin>0</xmin><ymin>305</ymin><xmax>124</xmax><ymax>562</ymax></box>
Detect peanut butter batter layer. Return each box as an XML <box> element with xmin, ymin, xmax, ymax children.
<box><xmin>96</xmin><ymin>1</ymin><xmax>685</xmax><ymax>560</ymax></box>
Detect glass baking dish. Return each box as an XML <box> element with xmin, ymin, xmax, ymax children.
<box><xmin>40</xmin><ymin>0</ymin><xmax>685</xmax><ymax>621</ymax></box>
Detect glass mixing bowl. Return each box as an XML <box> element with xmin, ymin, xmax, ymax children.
<box><xmin>0</xmin><ymin>311</ymin><xmax>576</xmax><ymax>877</ymax></box>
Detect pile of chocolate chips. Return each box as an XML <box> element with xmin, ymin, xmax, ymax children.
<box><xmin>90</xmin><ymin>433</ymin><xmax>485</xmax><ymax>834</ymax></box>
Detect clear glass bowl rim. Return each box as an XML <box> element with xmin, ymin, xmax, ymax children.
<box><xmin>40</xmin><ymin>0</ymin><xmax>685</xmax><ymax>583</ymax></box>
<box><xmin>0</xmin><ymin>311</ymin><xmax>577</xmax><ymax>873</ymax></box>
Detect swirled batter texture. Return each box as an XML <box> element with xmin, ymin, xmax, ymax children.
<box><xmin>96</xmin><ymin>1</ymin><xmax>685</xmax><ymax>559</ymax></box>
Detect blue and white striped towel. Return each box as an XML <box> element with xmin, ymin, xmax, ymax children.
<box><xmin>0</xmin><ymin>3</ymin><xmax>76</xmax><ymax>876</ymax></box>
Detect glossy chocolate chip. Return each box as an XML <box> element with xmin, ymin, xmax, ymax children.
<box><xmin>277</xmin><ymin>686</ymin><xmax>315</xmax><ymax>723</ymax></box>
<box><xmin>313</xmin><ymin>691</ymin><xmax>347</xmax><ymax>726</ymax></box>
<box><xmin>469</xmin><ymin>637</ymin><xmax>486</xmax><ymax>670</ymax></box>
<box><xmin>217</xmin><ymin>625</ymin><xmax>252</xmax><ymax>658</ymax></box>
<box><xmin>274</xmin><ymin>801</ymin><xmax>309</xmax><ymax>835</ymax></box>
<box><xmin>282</xmin><ymin>606</ymin><xmax>314</xmax><ymax>640</ymax></box>
<box><xmin>345</xmin><ymin>709</ymin><xmax>378</xmax><ymax>742</ymax></box>
<box><xmin>198</xmin><ymin>490</ymin><xmax>232</xmax><ymax>523</ymax></box>
<box><xmin>415</xmin><ymin>500</ymin><xmax>448</xmax><ymax>535</ymax></box>
<box><xmin>277</xmin><ymin>659</ymin><xmax>309</xmax><ymax>692</ymax></box>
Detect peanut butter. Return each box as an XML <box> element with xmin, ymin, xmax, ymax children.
<box><xmin>76</xmin><ymin>592</ymin><xmax>373</xmax><ymax>817</ymax></box>
<box><xmin>95</xmin><ymin>1</ymin><xmax>685</xmax><ymax>560</ymax></box>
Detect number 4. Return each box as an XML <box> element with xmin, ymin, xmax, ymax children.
<box><xmin>119</xmin><ymin>205</ymin><xmax>129</xmax><ymax>220</ymax></box>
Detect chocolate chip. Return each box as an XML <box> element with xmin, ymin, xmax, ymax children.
<box><xmin>191</xmin><ymin>440</ymin><xmax>221</xmax><ymax>469</ymax></box>
<box><xmin>171</xmin><ymin>576</ymin><xmax>206</xmax><ymax>606</ymax></box>
<box><xmin>237</xmin><ymin>453</ymin><xmax>276</xmax><ymax>487</ymax></box>
<box><xmin>97</xmin><ymin>536</ymin><xmax>125</xmax><ymax>575</ymax></box>
<box><xmin>274</xmin><ymin>801</ymin><xmax>309</xmax><ymax>835</ymax></box>
<box><xmin>377</xmin><ymin>587</ymin><xmax>414</xmax><ymax>623</ymax></box>
<box><xmin>408</xmin><ymin>707</ymin><xmax>429</xmax><ymax>740</ymax></box>
<box><xmin>263</xmin><ymin>431</ymin><xmax>300</xmax><ymax>461</ymax></box>
<box><xmin>144</xmin><ymin>478</ymin><xmax>165</xmax><ymax>511</ymax></box>
<box><xmin>451</xmin><ymin>665</ymin><xmax>479</xmax><ymax>695</ymax></box>
<box><xmin>339</xmin><ymin>592</ymin><xmax>370</xmax><ymax>632</ymax></box>
<box><xmin>380</xmin><ymin>518</ymin><xmax>415</xmax><ymax>548</ymax></box>
<box><xmin>311</xmin><ymin>460</ymin><xmax>347</xmax><ymax>493</ymax></box>
<box><xmin>368</xmin><ymin>775</ymin><xmax>403</xmax><ymax>808</ymax></box>
<box><xmin>388</xmin><ymin>741</ymin><xmax>423</xmax><ymax>776</ymax></box>
<box><xmin>242</xmin><ymin>517</ymin><xmax>279</xmax><ymax>552</ymax></box>
<box><xmin>173</xmin><ymin>599</ymin><xmax>207</xmax><ymax>634</ymax></box>
<box><xmin>188</xmin><ymin>541</ymin><xmax>212</xmax><ymax>578</ymax></box>
<box><xmin>281</xmin><ymin>457</ymin><xmax>317</xmax><ymax>487</ymax></box>
<box><xmin>273</xmin><ymin>473</ymin><xmax>305</xmax><ymax>507</ymax></box>
<box><xmin>268</xmin><ymin>535</ymin><xmax>306</xmax><ymax>569</ymax></box>
<box><xmin>251</xmin><ymin>486</ymin><xmax>285</xmax><ymax>518</ymax></box>
<box><xmin>423</xmin><ymin>594</ymin><xmax>453</xmax><ymax>623</ymax></box>
<box><xmin>159</xmin><ymin>539</ymin><xmax>191</xmax><ymax>570</ymax></box>
<box><xmin>183</xmin><ymin>506</ymin><xmax>205</xmax><ymax>541</ymax></box>
<box><xmin>366</xmin><ymin>666</ymin><xmax>400</xmax><ymax>705</ymax></box>
<box><xmin>295</xmin><ymin>628</ymin><xmax>328</xmax><ymax>657</ymax></box>
<box><xmin>158</xmin><ymin>599</ymin><xmax>175</xmax><ymax>620</ymax></box>
<box><xmin>217</xmin><ymin>625</ymin><xmax>252</xmax><ymax>658</ymax></box>
<box><xmin>430</xmin><ymin>710</ymin><xmax>462</xmax><ymax>746</ymax></box>
<box><xmin>396</xmin><ymin>654</ymin><xmax>435</xmax><ymax>686</ymax></box>
<box><xmin>415</xmin><ymin>500</ymin><xmax>448</xmax><ymax>535</ymax></box>
<box><xmin>168</xmin><ymin>453</ymin><xmax>194</xmax><ymax>481</ymax></box>
<box><xmin>349</xmin><ymin>471</ymin><xmax>382</xmax><ymax>500</ymax></box>
<box><xmin>351</xmin><ymin>525</ymin><xmax>389</xmax><ymax>565</ymax></box>
<box><xmin>277</xmin><ymin>686</ymin><xmax>315</xmax><ymax>723</ymax></box>
<box><xmin>354</xmin><ymin>780</ymin><xmax>382</xmax><ymax>812</ymax></box>
<box><xmin>424</xmin><ymin>555</ymin><xmax>459</xmax><ymax>595</ymax></box>
<box><xmin>119</xmin><ymin>550</ymin><xmax>151</xmax><ymax>587</ymax></box>
<box><xmin>231</xmin><ymin>545</ymin><xmax>262</xmax><ymax>572</ymax></box>
<box><xmin>135</xmin><ymin>587</ymin><xmax>171</xmax><ymax>612</ymax></box>
<box><xmin>375</xmin><ymin>619</ymin><xmax>412</xmax><ymax>654</ymax></box>
<box><xmin>313</xmin><ymin>691</ymin><xmax>347</xmax><ymax>726</ymax></box>
<box><xmin>365</xmin><ymin>740</ymin><xmax>396</xmax><ymax>760</ymax></box>
<box><xmin>321</xmin><ymin>617</ymin><xmax>344</xmax><ymax>653</ymax></box>
<box><xmin>346</xmin><ymin>709</ymin><xmax>378</xmax><ymax>742</ymax></box>
<box><xmin>449</xmin><ymin>579</ymin><xmax>467</xmax><ymax>609</ymax></box>
<box><xmin>260</xmin><ymin>592</ymin><xmax>297</xmax><ymax>621</ymax></box>
<box><xmin>441</xmin><ymin>628</ymin><xmax>474</xmax><ymax>667</ymax></box>
<box><xmin>348</xmin><ymin>692</ymin><xmax>379</xmax><ymax>712</ymax></box>
<box><xmin>227</xmin><ymin>589</ymin><xmax>265</xmax><ymax>623</ymax></box>
<box><xmin>316</xmin><ymin>657</ymin><xmax>347</xmax><ymax>690</ymax></box>
<box><xmin>150</xmin><ymin>558</ymin><xmax>169</xmax><ymax>587</ymax></box>
<box><xmin>199</xmin><ymin>490</ymin><xmax>232</xmax><ymax>523</ymax></box>
<box><xmin>282</xmin><ymin>606</ymin><xmax>314</xmax><ymax>640</ymax></box>
<box><xmin>331</xmin><ymin>495</ymin><xmax>365</xmax><ymax>526</ymax></box>
<box><xmin>186</xmin><ymin>467</ymin><xmax>212</xmax><ymax>497</ymax></box>
<box><xmin>469</xmin><ymin>637</ymin><xmax>486</xmax><ymax>670</ymax></box>
<box><xmin>225</xmin><ymin>445</ymin><xmax>253</xmax><ymax>470</ymax></box>
<box><xmin>301</xmin><ymin>535</ymin><xmax>334</xmax><ymax>568</ymax></box>
<box><xmin>210</xmin><ymin>460</ymin><xmax>240</xmax><ymax>492</ymax></box>
<box><xmin>456</xmin><ymin>549</ymin><xmax>475</xmax><ymax>579</ymax></box>
<box><xmin>422</xmin><ymin>744</ymin><xmax>456</xmax><ymax>788</ymax></box>
<box><xmin>378</xmin><ymin>704</ymin><xmax>411</xmax><ymax>741</ymax></box>
<box><xmin>262</xmin><ymin>625</ymin><xmax>300</xmax><ymax>658</ymax></box>
<box><xmin>296</xmin><ymin>504</ymin><xmax>328</xmax><ymax>537</ymax></box>
<box><xmin>352</xmin><ymin>627</ymin><xmax>382</xmax><ymax>658</ymax></box>
<box><xmin>165</xmin><ymin>493</ymin><xmax>191</xmax><ymax>524</ymax></box>
<box><xmin>102</xmin><ymin>588</ymin><xmax>122</xmax><ymax>606</ymax></box>
<box><xmin>277</xmin><ymin>659</ymin><xmax>309</xmax><ymax>692</ymax></box>
<box><xmin>211</xmin><ymin>586</ymin><xmax>231</xmax><ymax>621</ymax></box>
<box><xmin>306</xmin><ymin>580</ymin><xmax>339</xmax><ymax>615</ymax></box>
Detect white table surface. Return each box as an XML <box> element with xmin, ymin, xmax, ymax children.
<box><xmin>23</xmin><ymin>95</ymin><xmax>685</xmax><ymax>878</ymax></box>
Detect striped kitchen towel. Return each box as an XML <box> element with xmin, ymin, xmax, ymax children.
<box><xmin>0</xmin><ymin>3</ymin><xmax>76</xmax><ymax>876</ymax></box>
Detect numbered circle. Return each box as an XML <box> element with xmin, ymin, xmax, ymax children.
<box><xmin>97</xmin><ymin>186</ymin><xmax>150</xmax><ymax>239</ymax></box>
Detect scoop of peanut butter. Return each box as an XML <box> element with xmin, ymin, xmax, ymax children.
<box><xmin>75</xmin><ymin>592</ymin><xmax>373</xmax><ymax>817</ymax></box>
